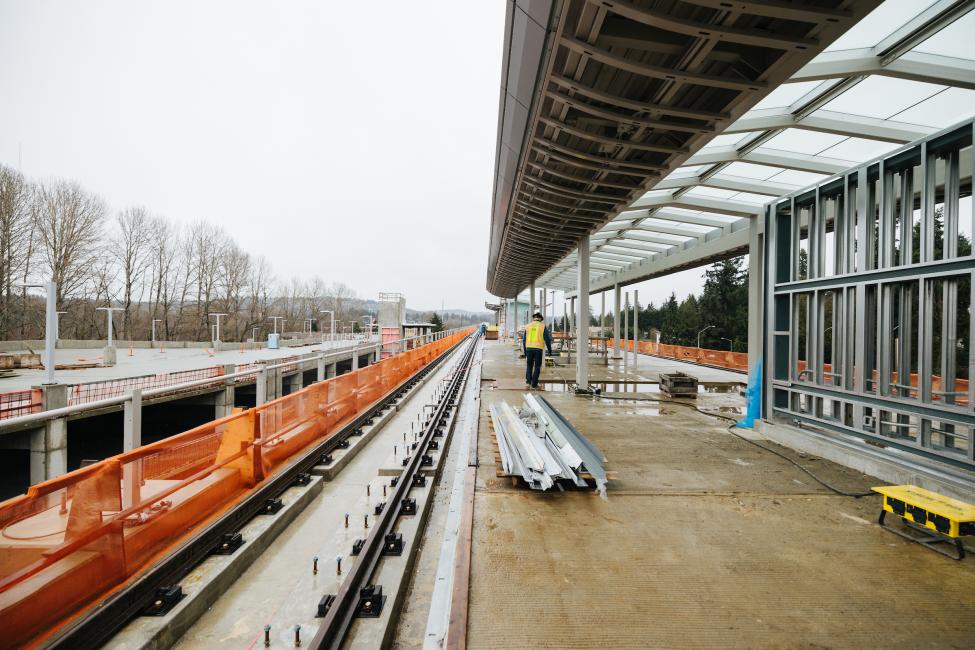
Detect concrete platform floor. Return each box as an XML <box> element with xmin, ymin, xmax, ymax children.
<box><xmin>468</xmin><ymin>339</ymin><xmax>975</xmax><ymax>648</ymax></box>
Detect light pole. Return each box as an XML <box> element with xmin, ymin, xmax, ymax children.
<box><xmin>697</xmin><ymin>325</ymin><xmax>714</xmax><ymax>349</ymax></box>
<box><xmin>304</xmin><ymin>318</ymin><xmax>315</xmax><ymax>336</ymax></box>
<box><xmin>151</xmin><ymin>319</ymin><xmax>162</xmax><ymax>346</ymax></box>
<box><xmin>269</xmin><ymin>316</ymin><xmax>284</xmax><ymax>335</ymax></box>
<box><xmin>720</xmin><ymin>337</ymin><xmax>733</xmax><ymax>352</ymax></box>
<box><xmin>96</xmin><ymin>305</ymin><xmax>124</xmax><ymax>366</ymax></box>
<box><xmin>208</xmin><ymin>313</ymin><xmax>228</xmax><ymax>344</ymax></box>
<box><xmin>319</xmin><ymin>310</ymin><xmax>334</xmax><ymax>342</ymax></box>
<box><xmin>252</xmin><ymin>326</ymin><xmax>259</xmax><ymax>343</ymax></box>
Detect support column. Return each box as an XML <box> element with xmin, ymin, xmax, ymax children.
<box><xmin>326</xmin><ymin>362</ymin><xmax>337</xmax><ymax>379</ymax></box>
<box><xmin>285</xmin><ymin>372</ymin><xmax>302</xmax><ymax>394</ymax></box>
<box><xmin>29</xmin><ymin>383</ymin><xmax>68</xmax><ymax>485</ymax></box>
<box><xmin>513</xmin><ymin>294</ymin><xmax>519</xmax><ymax>346</ymax></box>
<box><xmin>632</xmin><ymin>290</ymin><xmax>639</xmax><ymax>368</ymax></box>
<box><xmin>569</xmin><ymin>296</ymin><xmax>576</xmax><ymax>338</ymax></box>
<box><xmin>215</xmin><ymin>363</ymin><xmax>235</xmax><ymax>419</ymax></box>
<box><xmin>613</xmin><ymin>284</ymin><xmax>621</xmax><ymax>359</ymax></box>
<box><xmin>352</xmin><ymin>345</ymin><xmax>359</xmax><ymax>371</ymax></box>
<box><xmin>576</xmin><ymin>235</ymin><xmax>590</xmax><ymax>391</ymax></box>
<box><xmin>317</xmin><ymin>355</ymin><xmax>326</xmax><ymax>382</ymax></box>
<box><xmin>530</xmin><ymin>281</ymin><xmax>536</xmax><ymax>316</ymax></box>
<box><xmin>122</xmin><ymin>388</ymin><xmax>142</xmax><ymax>508</ymax></box>
<box><xmin>600</xmin><ymin>291</ymin><xmax>605</xmax><ymax>337</ymax></box>
<box><xmin>623</xmin><ymin>292</ymin><xmax>630</xmax><ymax>365</ymax></box>
<box><xmin>541</xmin><ymin>288</ymin><xmax>546</xmax><ymax>328</ymax></box>
<box><xmin>747</xmin><ymin>220</ymin><xmax>765</xmax><ymax>375</ymax></box>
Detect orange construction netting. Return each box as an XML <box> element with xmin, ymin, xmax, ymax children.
<box><xmin>0</xmin><ymin>329</ymin><xmax>472</xmax><ymax>648</ymax></box>
<box><xmin>607</xmin><ymin>339</ymin><xmax>750</xmax><ymax>372</ymax></box>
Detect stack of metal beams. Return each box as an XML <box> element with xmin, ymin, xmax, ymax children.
<box><xmin>490</xmin><ymin>394</ymin><xmax>607</xmax><ymax>497</ymax></box>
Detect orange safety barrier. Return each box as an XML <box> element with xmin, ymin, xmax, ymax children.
<box><xmin>607</xmin><ymin>339</ymin><xmax>749</xmax><ymax>372</ymax></box>
<box><xmin>0</xmin><ymin>329</ymin><xmax>473</xmax><ymax>648</ymax></box>
<box><xmin>794</xmin><ymin>361</ymin><xmax>969</xmax><ymax>405</ymax></box>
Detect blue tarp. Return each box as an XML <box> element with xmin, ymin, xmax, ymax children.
<box><xmin>736</xmin><ymin>358</ymin><xmax>762</xmax><ymax>429</ymax></box>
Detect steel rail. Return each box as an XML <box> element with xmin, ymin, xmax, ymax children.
<box><xmin>310</xmin><ymin>331</ymin><xmax>480</xmax><ymax>649</ymax></box>
<box><xmin>40</xmin><ymin>332</ymin><xmax>471</xmax><ymax>650</ymax></box>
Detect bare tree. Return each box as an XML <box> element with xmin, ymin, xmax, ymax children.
<box><xmin>0</xmin><ymin>165</ymin><xmax>34</xmax><ymax>338</ymax></box>
<box><xmin>111</xmin><ymin>206</ymin><xmax>153</xmax><ymax>339</ymax></box>
<box><xmin>33</xmin><ymin>179</ymin><xmax>106</xmax><ymax>299</ymax></box>
<box><xmin>219</xmin><ymin>241</ymin><xmax>251</xmax><ymax>340</ymax></box>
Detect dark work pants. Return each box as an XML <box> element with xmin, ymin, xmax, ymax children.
<box><xmin>525</xmin><ymin>348</ymin><xmax>543</xmax><ymax>387</ymax></box>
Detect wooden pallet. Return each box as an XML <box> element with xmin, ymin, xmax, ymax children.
<box><xmin>489</xmin><ymin>421</ymin><xmax>616</xmax><ymax>487</ymax></box>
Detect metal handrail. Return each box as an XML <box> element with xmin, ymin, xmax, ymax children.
<box><xmin>0</xmin><ymin>328</ymin><xmax>463</xmax><ymax>430</ymax></box>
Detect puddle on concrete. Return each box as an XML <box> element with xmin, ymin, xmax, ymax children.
<box><xmin>717</xmin><ymin>405</ymin><xmax>746</xmax><ymax>414</ymax></box>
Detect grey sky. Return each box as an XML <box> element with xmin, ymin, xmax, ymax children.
<box><xmin>6</xmin><ymin>1</ymin><xmax>967</xmax><ymax>318</ymax></box>
<box><xmin>0</xmin><ymin>0</ymin><xmax>507</xmax><ymax>313</ymax></box>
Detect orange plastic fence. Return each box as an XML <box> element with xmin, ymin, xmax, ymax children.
<box><xmin>0</xmin><ymin>329</ymin><xmax>472</xmax><ymax>648</ymax></box>
<box><xmin>607</xmin><ymin>339</ymin><xmax>749</xmax><ymax>372</ymax></box>
<box><xmin>794</xmin><ymin>361</ymin><xmax>969</xmax><ymax>405</ymax></box>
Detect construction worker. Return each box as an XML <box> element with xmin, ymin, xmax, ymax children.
<box><xmin>523</xmin><ymin>312</ymin><xmax>552</xmax><ymax>389</ymax></box>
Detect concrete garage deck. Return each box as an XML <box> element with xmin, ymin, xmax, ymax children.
<box><xmin>467</xmin><ymin>339</ymin><xmax>975</xmax><ymax>648</ymax></box>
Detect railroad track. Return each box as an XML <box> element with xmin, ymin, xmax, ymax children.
<box><xmin>311</xmin><ymin>331</ymin><xmax>480</xmax><ymax>648</ymax></box>
<box><xmin>43</xmin><ymin>331</ymin><xmax>478</xmax><ymax>650</ymax></box>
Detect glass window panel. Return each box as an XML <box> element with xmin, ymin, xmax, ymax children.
<box><xmin>821</xmin><ymin>77</ymin><xmax>946</xmax><ymax>119</ymax></box>
<box><xmin>826</xmin><ymin>0</ymin><xmax>939</xmax><ymax>51</ymax></box>
<box><xmin>765</xmin><ymin>128</ymin><xmax>846</xmax><ymax>155</ymax></box>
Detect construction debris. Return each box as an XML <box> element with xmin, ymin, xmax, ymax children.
<box><xmin>489</xmin><ymin>394</ymin><xmax>608</xmax><ymax>497</ymax></box>
<box><xmin>659</xmin><ymin>371</ymin><xmax>698</xmax><ymax>398</ymax></box>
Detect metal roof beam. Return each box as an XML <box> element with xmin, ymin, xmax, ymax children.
<box><xmin>534</xmin><ymin>139</ymin><xmax>667</xmax><ymax>173</ymax></box>
<box><xmin>560</xmin><ymin>36</ymin><xmax>766</xmax><ymax>92</ymax></box>
<box><xmin>684</xmin><ymin>145</ymin><xmax>852</xmax><ymax>175</ymax></box>
<box><xmin>545</xmin><ymin>89</ymin><xmax>713</xmax><ymax>134</ymax></box>
<box><xmin>620</xmin><ymin>232</ymin><xmax>689</xmax><ymax>246</ymax></box>
<box><xmin>874</xmin><ymin>0</ymin><xmax>974</xmax><ymax>63</ymax></box>
<box><xmin>791</xmin><ymin>49</ymin><xmax>975</xmax><ymax>90</ymax></box>
<box><xmin>538</xmin><ymin>116</ymin><xmax>688</xmax><ymax>154</ymax></box>
<box><xmin>625</xmin><ymin>191</ymin><xmax>762</xmax><ymax>218</ymax></box>
<box><xmin>675</xmin><ymin>0</ymin><xmax>853</xmax><ymax>23</ymax></box>
<box><xmin>599</xmin><ymin>240</ymin><xmax>671</xmax><ymax>253</ymax></box>
<box><xmin>628</xmin><ymin>223</ymin><xmax>707</xmax><ymax>239</ymax></box>
<box><xmin>525</xmin><ymin>161</ymin><xmax>643</xmax><ymax>191</ymax></box>
<box><xmin>597</xmin><ymin>0</ymin><xmax>819</xmax><ymax>50</ymax></box>
<box><xmin>727</xmin><ymin>107</ymin><xmax>935</xmax><ymax>143</ymax></box>
<box><xmin>547</xmin><ymin>73</ymin><xmax>727</xmax><ymax>121</ymax></box>
<box><xmin>645</xmin><ymin>208</ymin><xmax>739</xmax><ymax>229</ymax></box>
<box><xmin>655</xmin><ymin>172</ymin><xmax>799</xmax><ymax>196</ymax></box>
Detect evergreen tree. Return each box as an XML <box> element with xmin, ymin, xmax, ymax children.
<box><xmin>429</xmin><ymin>312</ymin><xmax>445</xmax><ymax>332</ymax></box>
<box><xmin>699</xmin><ymin>258</ymin><xmax>747</xmax><ymax>350</ymax></box>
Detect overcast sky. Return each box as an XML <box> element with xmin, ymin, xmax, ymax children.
<box><xmin>7</xmin><ymin>2</ymin><xmax>961</xmax><ymax>318</ymax></box>
<box><xmin>0</xmin><ymin>1</ymin><xmax>509</xmax><ymax>313</ymax></box>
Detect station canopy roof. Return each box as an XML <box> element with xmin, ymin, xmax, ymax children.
<box><xmin>487</xmin><ymin>0</ymin><xmax>975</xmax><ymax>297</ymax></box>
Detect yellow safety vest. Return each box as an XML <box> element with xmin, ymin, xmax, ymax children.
<box><xmin>525</xmin><ymin>322</ymin><xmax>545</xmax><ymax>349</ymax></box>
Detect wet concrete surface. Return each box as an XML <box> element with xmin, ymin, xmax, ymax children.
<box><xmin>468</xmin><ymin>340</ymin><xmax>975</xmax><ymax>648</ymax></box>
